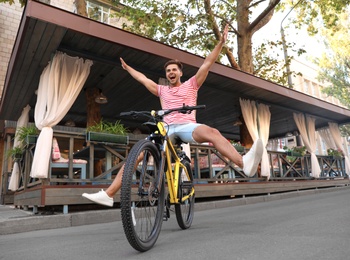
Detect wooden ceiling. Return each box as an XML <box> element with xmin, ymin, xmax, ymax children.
<box><xmin>1</xmin><ymin>0</ymin><xmax>350</xmax><ymax>140</ymax></box>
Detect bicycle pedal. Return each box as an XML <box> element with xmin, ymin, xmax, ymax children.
<box><xmin>181</xmin><ymin>181</ymin><xmax>193</xmax><ymax>189</ymax></box>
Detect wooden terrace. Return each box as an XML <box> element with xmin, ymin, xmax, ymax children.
<box><xmin>2</xmin><ymin>125</ymin><xmax>349</xmax><ymax>213</ymax></box>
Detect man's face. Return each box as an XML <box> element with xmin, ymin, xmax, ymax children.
<box><xmin>165</xmin><ymin>64</ymin><xmax>182</xmax><ymax>86</ymax></box>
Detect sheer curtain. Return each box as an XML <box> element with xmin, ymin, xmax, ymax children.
<box><xmin>239</xmin><ymin>98</ymin><xmax>271</xmax><ymax>178</ymax></box>
<box><xmin>328</xmin><ymin>122</ymin><xmax>350</xmax><ymax>175</ymax></box>
<box><xmin>257</xmin><ymin>103</ymin><xmax>271</xmax><ymax>178</ymax></box>
<box><xmin>293</xmin><ymin>113</ymin><xmax>321</xmax><ymax>178</ymax></box>
<box><xmin>30</xmin><ymin>52</ymin><xmax>93</xmax><ymax>178</ymax></box>
<box><xmin>318</xmin><ymin>128</ymin><xmax>336</xmax><ymax>152</ymax></box>
<box><xmin>8</xmin><ymin>105</ymin><xmax>31</xmax><ymax>191</ymax></box>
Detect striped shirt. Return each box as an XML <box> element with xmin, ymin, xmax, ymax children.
<box><xmin>157</xmin><ymin>76</ymin><xmax>200</xmax><ymax>125</ymax></box>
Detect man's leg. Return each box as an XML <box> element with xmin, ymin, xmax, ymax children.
<box><xmin>82</xmin><ymin>165</ymin><xmax>124</xmax><ymax>207</ymax></box>
<box><xmin>82</xmin><ymin>151</ymin><xmax>145</xmax><ymax>206</ymax></box>
<box><xmin>192</xmin><ymin>125</ymin><xmax>263</xmax><ymax>177</ymax></box>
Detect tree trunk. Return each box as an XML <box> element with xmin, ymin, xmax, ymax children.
<box><xmin>74</xmin><ymin>0</ymin><xmax>88</xmax><ymax>17</ymax></box>
<box><xmin>236</xmin><ymin>0</ymin><xmax>254</xmax><ymax>74</ymax></box>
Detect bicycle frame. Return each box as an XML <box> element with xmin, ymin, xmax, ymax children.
<box><xmin>155</xmin><ymin>120</ymin><xmax>195</xmax><ymax>204</ymax></box>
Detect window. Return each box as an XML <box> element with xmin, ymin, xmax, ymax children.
<box><xmin>86</xmin><ymin>1</ymin><xmax>110</xmax><ymax>24</ymax></box>
<box><xmin>303</xmin><ymin>80</ymin><xmax>310</xmax><ymax>94</ymax></box>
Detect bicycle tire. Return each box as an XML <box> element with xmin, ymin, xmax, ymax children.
<box><xmin>120</xmin><ymin>139</ymin><xmax>165</xmax><ymax>252</ymax></box>
<box><xmin>175</xmin><ymin>157</ymin><xmax>195</xmax><ymax>229</ymax></box>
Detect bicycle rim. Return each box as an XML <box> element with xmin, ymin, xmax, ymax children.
<box><xmin>120</xmin><ymin>140</ymin><xmax>165</xmax><ymax>252</ymax></box>
<box><xmin>175</xmin><ymin>158</ymin><xmax>195</xmax><ymax>229</ymax></box>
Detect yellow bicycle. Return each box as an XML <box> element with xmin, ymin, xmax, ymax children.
<box><xmin>120</xmin><ymin>104</ymin><xmax>205</xmax><ymax>252</ymax></box>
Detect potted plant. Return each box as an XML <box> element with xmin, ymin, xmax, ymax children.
<box><xmin>327</xmin><ymin>148</ymin><xmax>343</xmax><ymax>159</ymax></box>
<box><xmin>230</xmin><ymin>140</ymin><xmax>245</xmax><ymax>153</ymax></box>
<box><xmin>6</xmin><ymin>147</ymin><xmax>23</xmax><ymax>161</ymax></box>
<box><xmin>16</xmin><ymin>125</ymin><xmax>39</xmax><ymax>145</ymax></box>
<box><xmin>86</xmin><ymin>119</ymin><xmax>129</xmax><ymax>145</ymax></box>
<box><xmin>283</xmin><ymin>146</ymin><xmax>307</xmax><ymax>156</ymax></box>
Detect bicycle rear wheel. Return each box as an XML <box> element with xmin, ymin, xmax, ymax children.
<box><xmin>120</xmin><ymin>139</ymin><xmax>165</xmax><ymax>252</ymax></box>
<box><xmin>175</xmin><ymin>157</ymin><xmax>195</xmax><ymax>229</ymax></box>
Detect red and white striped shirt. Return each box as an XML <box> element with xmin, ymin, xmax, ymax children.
<box><xmin>157</xmin><ymin>76</ymin><xmax>200</xmax><ymax>125</ymax></box>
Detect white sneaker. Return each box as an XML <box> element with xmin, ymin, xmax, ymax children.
<box><xmin>82</xmin><ymin>190</ymin><xmax>113</xmax><ymax>207</ymax></box>
<box><xmin>242</xmin><ymin>139</ymin><xmax>264</xmax><ymax>177</ymax></box>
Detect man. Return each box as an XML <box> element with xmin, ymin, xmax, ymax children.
<box><xmin>82</xmin><ymin>25</ymin><xmax>263</xmax><ymax>206</ymax></box>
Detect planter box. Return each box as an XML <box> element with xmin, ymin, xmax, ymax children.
<box><xmin>25</xmin><ymin>135</ymin><xmax>38</xmax><ymax>145</ymax></box>
<box><xmin>287</xmin><ymin>151</ymin><xmax>303</xmax><ymax>157</ymax></box>
<box><xmin>233</xmin><ymin>146</ymin><xmax>244</xmax><ymax>153</ymax></box>
<box><xmin>331</xmin><ymin>155</ymin><xmax>343</xmax><ymax>160</ymax></box>
<box><xmin>86</xmin><ymin>132</ymin><xmax>129</xmax><ymax>145</ymax></box>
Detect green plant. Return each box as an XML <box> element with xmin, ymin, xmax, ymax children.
<box><xmin>87</xmin><ymin>119</ymin><xmax>129</xmax><ymax>135</ymax></box>
<box><xmin>6</xmin><ymin>147</ymin><xmax>23</xmax><ymax>159</ymax></box>
<box><xmin>283</xmin><ymin>145</ymin><xmax>307</xmax><ymax>156</ymax></box>
<box><xmin>16</xmin><ymin>125</ymin><xmax>39</xmax><ymax>144</ymax></box>
<box><xmin>327</xmin><ymin>148</ymin><xmax>343</xmax><ymax>157</ymax></box>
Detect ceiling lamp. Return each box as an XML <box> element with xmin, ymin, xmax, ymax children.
<box><xmin>95</xmin><ymin>89</ymin><xmax>108</xmax><ymax>104</ymax></box>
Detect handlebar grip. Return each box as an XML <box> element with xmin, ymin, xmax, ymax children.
<box><xmin>120</xmin><ymin>112</ymin><xmax>133</xmax><ymax>116</ymax></box>
<box><xmin>194</xmin><ymin>105</ymin><xmax>206</xmax><ymax>110</ymax></box>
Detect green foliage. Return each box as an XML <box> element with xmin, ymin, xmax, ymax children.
<box><xmin>253</xmin><ymin>40</ymin><xmax>305</xmax><ymax>86</ymax></box>
<box><xmin>283</xmin><ymin>145</ymin><xmax>307</xmax><ymax>156</ymax></box>
<box><xmin>327</xmin><ymin>148</ymin><xmax>344</xmax><ymax>157</ymax></box>
<box><xmin>315</xmin><ymin>12</ymin><xmax>350</xmax><ymax>107</ymax></box>
<box><xmin>288</xmin><ymin>0</ymin><xmax>350</xmax><ymax>35</ymax></box>
<box><xmin>16</xmin><ymin>126</ymin><xmax>39</xmax><ymax>145</ymax></box>
<box><xmin>87</xmin><ymin>119</ymin><xmax>129</xmax><ymax>135</ymax></box>
<box><xmin>0</xmin><ymin>0</ymin><xmax>26</xmax><ymax>7</ymax></box>
<box><xmin>339</xmin><ymin>124</ymin><xmax>350</xmax><ymax>136</ymax></box>
<box><xmin>6</xmin><ymin>147</ymin><xmax>23</xmax><ymax>159</ymax></box>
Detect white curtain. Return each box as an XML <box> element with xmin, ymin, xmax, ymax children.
<box><xmin>30</xmin><ymin>52</ymin><xmax>93</xmax><ymax>178</ymax></box>
<box><xmin>318</xmin><ymin>128</ymin><xmax>336</xmax><ymax>152</ymax></box>
<box><xmin>328</xmin><ymin>122</ymin><xmax>350</xmax><ymax>175</ymax></box>
<box><xmin>257</xmin><ymin>103</ymin><xmax>271</xmax><ymax>178</ymax></box>
<box><xmin>239</xmin><ymin>98</ymin><xmax>271</xmax><ymax>178</ymax></box>
<box><xmin>293</xmin><ymin>113</ymin><xmax>321</xmax><ymax>178</ymax></box>
<box><xmin>8</xmin><ymin>105</ymin><xmax>31</xmax><ymax>191</ymax></box>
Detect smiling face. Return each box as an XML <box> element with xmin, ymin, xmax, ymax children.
<box><xmin>165</xmin><ymin>63</ymin><xmax>183</xmax><ymax>87</ymax></box>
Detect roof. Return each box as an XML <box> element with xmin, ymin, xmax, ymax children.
<box><xmin>2</xmin><ymin>0</ymin><xmax>350</xmax><ymax>140</ymax></box>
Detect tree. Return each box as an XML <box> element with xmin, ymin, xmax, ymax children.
<box><xmin>316</xmin><ymin>11</ymin><xmax>350</xmax><ymax>107</ymax></box>
<box><xmin>115</xmin><ymin>0</ymin><xmax>350</xmax><ymax>80</ymax></box>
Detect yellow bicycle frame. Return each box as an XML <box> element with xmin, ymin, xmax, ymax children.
<box><xmin>156</xmin><ymin>120</ymin><xmax>195</xmax><ymax>204</ymax></box>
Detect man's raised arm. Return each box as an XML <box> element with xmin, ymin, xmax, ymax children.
<box><xmin>195</xmin><ymin>24</ymin><xmax>228</xmax><ymax>87</ymax></box>
<box><xmin>120</xmin><ymin>58</ymin><xmax>158</xmax><ymax>96</ymax></box>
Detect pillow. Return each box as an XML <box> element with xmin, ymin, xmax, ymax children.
<box><xmin>52</xmin><ymin>138</ymin><xmax>61</xmax><ymax>161</ymax></box>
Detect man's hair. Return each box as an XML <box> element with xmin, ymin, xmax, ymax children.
<box><xmin>164</xmin><ymin>59</ymin><xmax>183</xmax><ymax>71</ymax></box>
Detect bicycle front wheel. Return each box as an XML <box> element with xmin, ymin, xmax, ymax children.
<box><xmin>120</xmin><ymin>139</ymin><xmax>165</xmax><ymax>252</ymax></box>
<box><xmin>175</xmin><ymin>157</ymin><xmax>195</xmax><ymax>229</ymax></box>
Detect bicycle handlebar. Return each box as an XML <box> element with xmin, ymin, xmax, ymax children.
<box><xmin>120</xmin><ymin>104</ymin><xmax>206</xmax><ymax>119</ymax></box>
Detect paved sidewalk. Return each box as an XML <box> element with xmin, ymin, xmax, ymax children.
<box><xmin>1</xmin><ymin>186</ymin><xmax>349</xmax><ymax>235</ymax></box>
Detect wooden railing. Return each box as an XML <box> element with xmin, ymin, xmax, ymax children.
<box><xmin>2</xmin><ymin>132</ymin><xmax>348</xmax><ymax>196</ymax></box>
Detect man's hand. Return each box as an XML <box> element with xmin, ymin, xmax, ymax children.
<box><xmin>220</xmin><ymin>24</ymin><xmax>229</xmax><ymax>45</ymax></box>
<box><xmin>120</xmin><ymin>57</ymin><xmax>127</xmax><ymax>70</ymax></box>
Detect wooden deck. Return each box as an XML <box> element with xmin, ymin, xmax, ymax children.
<box><xmin>13</xmin><ymin>178</ymin><xmax>350</xmax><ymax>213</ymax></box>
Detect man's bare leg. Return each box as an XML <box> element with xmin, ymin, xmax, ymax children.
<box><xmin>192</xmin><ymin>125</ymin><xmax>263</xmax><ymax>176</ymax></box>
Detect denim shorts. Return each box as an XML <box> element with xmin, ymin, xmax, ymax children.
<box><xmin>166</xmin><ymin>123</ymin><xmax>202</xmax><ymax>144</ymax></box>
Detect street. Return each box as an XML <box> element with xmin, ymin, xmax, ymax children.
<box><xmin>1</xmin><ymin>188</ymin><xmax>350</xmax><ymax>260</ymax></box>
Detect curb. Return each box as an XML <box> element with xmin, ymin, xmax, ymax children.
<box><xmin>1</xmin><ymin>186</ymin><xmax>348</xmax><ymax>235</ymax></box>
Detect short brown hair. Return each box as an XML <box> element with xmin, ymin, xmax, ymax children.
<box><xmin>164</xmin><ymin>59</ymin><xmax>183</xmax><ymax>71</ymax></box>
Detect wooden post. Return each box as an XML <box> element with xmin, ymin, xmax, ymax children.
<box><xmin>85</xmin><ymin>88</ymin><xmax>102</xmax><ymax>177</ymax></box>
<box><xmin>239</xmin><ymin>116</ymin><xmax>253</xmax><ymax>149</ymax></box>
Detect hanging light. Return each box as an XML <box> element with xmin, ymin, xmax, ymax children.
<box><xmin>95</xmin><ymin>88</ymin><xmax>108</xmax><ymax>104</ymax></box>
